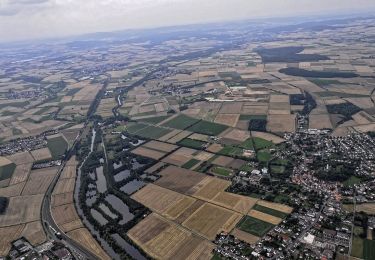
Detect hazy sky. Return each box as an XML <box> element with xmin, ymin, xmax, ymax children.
<box><xmin>1</xmin><ymin>0</ymin><xmax>375</xmax><ymax>42</ymax></box>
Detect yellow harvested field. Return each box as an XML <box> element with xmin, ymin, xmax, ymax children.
<box><xmin>131</xmin><ymin>184</ymin><xmax>185</xmax><ymax>214</ymax></box>
<box><xmin>183</xmin><ymin>203</ymin><xmax>242</xmax><ymax>240</ymax></box>
<box><xmin>61</xmin><ymin>219</ymin><xmax>83</xmax><ymax>232</ymax></box>
<box><xmin>241</xmin><ymin>105</ymin><xmax>269</xmax><ymax>115</ymax></box>
<box><xmin>158</xmin><ymin>129</ymin><xmax>182</xmax><ymax>141</ymax></box>
<box><xmin>251</xmin><ymin>131</ymin><xmax>285</xmax><ymax>144</ymax></box>
<box><xmin>212</xmin><ymin>155</ymin><xmax>234</xmax><ymax>167</ymax></box>
<box><xmin>9</xmin><ymin>163</ymin><xmax>32</xmax><ymax>185</ymax></box>
<box><xmin>0</xmin><ymin>157</ymin><xmax>12</xmax><ymax>166</ymax></box>
<box><xmin>68</xmin><ymin>228</ymin><xmax>111</xmax><ymax>260</ymax></box>
<box><xmin>353</xmin><ymin>123</ymin><xmax>375</xmax><ymax>133</ymax></box>
<box><xmin>60</xmin><ymin>165</ymin><xmax>77</xmax><ymax>179</ymax></box>
<box><xmin>30</xmin><ymin>148</ymin><xmax>52</xmax><ymax>161</ymax></box>
<box><xmin>131</xmin><ymin>146</ymin><xmax>166</xmax><ymax>160</ymax></box>
<box><xmin>223</xmin><ymin>129</ymin><xmax>250</xmax><ymax>142</ymax></box>
<box><xmin>352</xmin><ymin>111</ymin><xmax>375</xmax><ymax>125</ymax></box>
<box><xmin>309</xmin><ymin>114</ymin><xmax>333</xmax><ymax>129</ymax></box>
<box><xmin>52</xmin><ymin>192</ymin><xmax>74</xmax><ymax>207</ymax></box>
<box><xmin>267</xmin><ymin>114</ymin><xmax>296</xmax><ymax>133</ymax></box>
<box><xmin>206</xmin><ymin>143</ymin><xmax>224</xmax><ymax>153</ymax></box>
<box><xmin>21</xmin><ymin>168</ymin><xmax>57</xmax><ymax>195</ymax></box>
<box><xmin>194</xmin><ymin>151</ymin><xmax>214</xmax><ymax>161</ymax></box>
<box><xmin>145</xmin><ymin>162</ymin><xmax>165</xmax><ymax>174</ymax></box>
<box><xmin>214</xmin><ymin>114</ymin><xmax>240</xmax><ymax>127</ymax></box>
<box><xmin>161</xmin><ymin>147</ymin><xmax>196</xmax><ymax>166</ymax></box>
<box><xmin>21</xmin><ymin>221</ymin><xmax>46</xmax><ymax>245</ymax></box>
<box><xmin>232</xmin><ymin>228</ymin><xmax>260</xmax><ymax>244</ymax></box>
<box><xmin>0</xmin><ymin>225</ymin><xmax>25</xmax><ymax>256</ymax></box>
<box><xmin>52</xmin><ymin>203</ymin><xmax>80</xmax><ymax>225</ymax></box>
<box><xmin>0</xmin><ymin>182</ymin><xmax>25</xmax><ymax>197</ymax></box>
<box><xmin>5</xmin><ymin>151</ymin><xmax>34</xmax><ymax>165</ymax></box>
<box><xmin>52</xmin><ymin>178</ymin><xmax>75</xmax><ymax>195</ymax></box>
<box><xmin>212</xmin><ymin>192</ymin><xmax>258</xmax><ymax>214</ymax></box>
<box><xmin>270</xmin><ymin>95</ymin><xmax>289</xmax><ymax>103</ymax></box>
<box><xmin>164</xmin><ymin>197</ymin><xmax>197</xmax><ymax>220</ymax></box>
<box><xmin>192</xmin><ymin>177</ymin><xmax>231</xmax><ymax>201</ymax></box>
<box><xmin>248</xmin><ymin>210</ymin><xmax>282</xmax><ymax>225</ymax></box>
<box><xmin>256</xmin><ymin>200</ymin><xmax>293</xmax><ymax>214</ymax></box>
<box><xmin>143</xmin><ymin>140</ymin><xmax>178</xmax><ymax>153</ymax></box>
<box><xmin>355</xmin><ymin>203</ymin><xmax>375</xmax><ymax>214</ymax></box>
<box><xmin>168</xmin><ymin>236</ymin><xmax>215</xmax><ymax>260</ymax></box>
<box><xmin>0</xmin><ymin>194</ymin><xmax>43</xmax><ymax>226</ymax></box>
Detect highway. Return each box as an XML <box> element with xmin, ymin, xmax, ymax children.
<box><xmin>40</xmin><ymin>131</ymin><xmax>101</xmax><ymax>260</ymax></box>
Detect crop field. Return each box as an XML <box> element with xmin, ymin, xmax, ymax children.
<box><xmin>309</xmin><ymin>114</ymin><xmax>333</xmax><ymax>129</ymax></box>
<box><xmin>178</xmin><ymin>138</ymin><xmax>207</xmax><ymax>149</ymax></box>
<box><xmin>206</xmin><ymin>143</ymin><xmax>224</xmax><ymax>153</ymax></box>
<box><xmin>21</xmin><ymin>221</ymin><xmax>46</xmax><ymax>245</ymax></box>
<box><xmin>126</xmin><ymin>122</ymin><xmax>148</xmax><ymax>133</ymax></box>
<box><xmin>253</xmin><ymin>137</ymin><xmax>274</xmax><ymax>150</ymax></box>
<box><xmin>21</xmin><ymin>167</ymin><xmax>58</xmax><ymax>195</ymax></box>
<box><xmin>187</xmin><ymin>120</ymin><xmax>228</xmax><ymax>136</ymax></box>
<box><xmin>211</xmin><ymin>192</ymin><xmax>258</xmax><ymax>214</ymax></box>
<box><xmin>0</xmin><ymin>194</ymin><xmax>43</xmax><ymax>226</ymax></box>
<box><xmin>30</xmin><ymin>148</ymin><xmax>52</xmax><ymax>161</ymax></box>
<box><xmin>192</xmin><ymin>177</ymin><xmax>231</xmax><ymax>201</ymax></box>
<box><xmin>0</xmin><ymin>182</ymin><xmax>25</xmax><ymax>197</ymax></box>
<box><xmin>232</xmin><ymin>228</ymin><xmax>260</xmax><ymax>245</ymax></box>
<box><xmin>364</xmin><ymin>239</ymin><xmax>375</xmax><ymax>260</ymax></box>
<box><xmin>135</xmin><ymin>125</ymin><xmax>172</xmax><ymax>139</ymax></box>
<box><xmin>256</xmin><ymin>200</ymin><xmax>293</xmax><ymax>214</ymax></box>
<box><xmin>131</xmin><ymin>184</ymin><xmax>185</xmax><ymax>214</ymax></box>
<box><xmin>68</xmin><ymin>228</ymin><xmax>111</xmax><ymax>260</ymax></box>
<box><xmin>157</xmin><ymin>129</ymin><xmax>183</xmax><ymax>142</ymax></box>
<box><xmin>237</xmin><ymin>215</ymin><xmax>274</xmax><ymax>237</ymax></box>
<box><xmin>128</xmin><ymin>213</ymin><xmax>214</xmax><ymax>260</ymax></box>
<box><xmin>0</xmin><ymin>161</ymin><xmax>15</xmax><ymax>182</ymax></box>
<box><xmin>267</xmin><ymin>114</ymin><xmax>296</xmax><ymax>133</ymax></box>
<box><xmin>189</xmin><ymin>133</ymin><xmax>210</xmax><ymax>142</ymax></box>
<box><xmin>248</xmin><ymin>210</ymin><xmax>282</xmax><ymax>225</ymax></box>
<box><xmin>139</xmin><ymin>115</ymin><xmax>171</xmax><ymax>125</ymax></box>
<box><xmin>161</xmin><ymin>147</ymin><xmax>196</xmax><ymax>166</ymax></box>
<box><xmin>223</xmin><ymin>129</ymin><xmax>250</xmax><ymax>142</ymax></box>
<box><xmin>52</xmin><ymin>203</ymin><xmax>80</xmax><ymax>226</ymax></box>
<box><xmin>182</xmin><ymin>203</ymin><xmax>242</xmax><ymax>240</ymax></box>
<box><xmin>52</xmin><ymin>178</ymin><xmax>75</xmax><ymax>194</ymax></box>
<box><xmin>214</xmin><ymin>113</ymin><xmax>240</xmax><ymax>127</ymax></box>
<box><xmin>165</xmin><ymin>130</ymin><xmax>192</xmax><ymax>144</ymax></box>
<box><xmin>47</xmin><ymin>135</ymin><xmax>69</xmax><ymax>160</ymax></box>
<box><xmin>210</xmin><ymin>166</ymin><xmax>233</xmax><ymax>177</ymax></box>
<box><xmin>143</xmin><ymin>140</ymin><xmax>178</xmax><ymax>153</ymax></box>
<box><xmin>156</xmin><ymin>166</ymin><xmax>207</xmax><ymax>194</ymax></box>
<box><xmin>5</xmin><ymin>151</ymin><xmax>35</xmax><ymax>165</ymax></box>
<box><xmin>164</xmin><ymin>197</ymin><xmax>197</xmax><ymax>220</ymax></box>
<box><xmin>145</xmin><ymin>162</ymin><xmax>165</xmax><ymax>174</ymax></box>
<box><xmin>162</xmin><ymin>114</ymin><xmax>200</xmax><ymax>130</ymax></box>
<box><xmin>181</xmin><ymin>159</ymin><xmax>201</xmax><ymax>169</ymax></box>
<box><xmin>251</xmin><ymin>131</ymin><xmax>285</xmax><ymax>144</ymax></box>
<box><xmin>355</xmin><ymin>203</ymin><xmax>375</xmax><ymax>214</ymax></box>
<box><xmin>9</xmin><ymin>163</ymin><xmax>32</xmax><ymax>185</ymax></box>
<box><xmin>212</xmin><ymin>155</ymin><xmax>234</xmax><ymax>167</ymax></box>
<box><xmin>60</xmin><ymin>165</ymin><xmax>77</xmax><ymax>179</ymax></box>
<box><xmin>0</xmin><ymin>225</ymin><xmax>25</xmax><ymax>256</ymax></box>
<box><xmin>52</xmin><ymin>192</ymin><xmax>74</xmax><ymax>207</ymax></box>
<box><xmin>131</xmin><ymin>146</ymin><xmax>166</xmax><ymax>160</ymax></box>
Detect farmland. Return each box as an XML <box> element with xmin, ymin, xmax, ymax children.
<box><xmin>237</xmin><ymin>216</ymin><xmax>274</xmax><ymax>237</ymax></box>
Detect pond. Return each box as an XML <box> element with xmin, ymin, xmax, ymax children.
<box><xmin>99</xmin><ymin>203</ymin><xmax>117</xmax><ymax>219</ymax></box>
<box><xmin>114</xmin><ymin>169</ymin><xmax>131</xmax><ymax>182</ymax></box>
<box><xmin>113</xmin><ymin>161</ymin><xmax>123</xmax><ymax>170</ymax></box>
<box><xmin>120</xmin><ymin>180</ymin><xmax>145</xmax><ymax>195</ymax></box>
<box><xmin>90</xmin><ymin>208</ymin><xmax>108</xmax><ymax>225</ymax></box>
<box><xmin>105</xmin><ymin>194</ymin><xmax>134</xmax><ymax>225</ymax></box>
<box><xmin>96</xmin><ymin>166</ymin><xmax>107</xmax><ymax>193</ymax></box>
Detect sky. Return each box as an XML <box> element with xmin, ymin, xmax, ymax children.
<box><xmin>0</xmin><ymin>0</ymin><xmax>375</xmax><ymax>42</ymax></box>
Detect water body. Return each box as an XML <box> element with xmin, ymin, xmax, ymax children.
<box><xmin>111</xmin><ymin>234</ymin><xmax>146</xmax><ymax>260</ymax></box>
<box><xmin>91</xmin><ymin>209</ymin><xmax>108</xmax><ymax>225</ymax></box>
<box><xmin>96</xmin><ymin>166</ymin><xmax>107</xmax><ymax>193</ymax></box>
<box><xmin>131</xmin><ymin>159</ymin><xmax>145</xmax><ymax>170</ymax></box>
<box><xmin>114</xmin><ymin>169</ymin><xmax>130</xmax><ymax>182</ymax></box>
<box><xmin>130</xmin><ymin>140</ymin><xmax>144</xmax><ymax>147</ymax></box>
<box><xmin>113</xmin><ymin>161</ymin><xmax>123</xmax><ymax>170</ymax></box>
<box><xmin>99</xmin><ymin>204</ymin><xmax>117</xmax><ymax>219</ymax></box>
<box><xmin>120</xmin><ymin>180</ymin><xmax>145</xmax><ymax>195</ymax></box>
<box><xmin>105</xmin><ymin>194</ymin><xmax>134</xmax><ymax>225</ymax></box>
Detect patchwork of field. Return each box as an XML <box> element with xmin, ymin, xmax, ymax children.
<box><xmin>267</xmin><ymin>114</ymin><xmax>296</xmax><ymax>133</ymax></box>
<box><xmin>128</xmin><ymin>213</ymin><xmax>215</xmax><ymax>260</ymax></box>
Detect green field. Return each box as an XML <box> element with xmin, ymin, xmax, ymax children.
<box><xmin>211</xmin><ymin>166</ymin><xmax>232</xmax><ymax>177</ymax></box>
<box><xmin>126</xmin><ymin>122</ymin><xmax>149</xmax><ymax>133</ymax></box>
<box><xmin>257</xmin><ymin>151</ymin><xmax>272</xmax><ymax>163</ymax></box>
<box><xmin>219</xmin><ymin>146</ymin><xmax>244</xmax><ymax>157</ymax></box>
<box><xmin>240</xmin><ymin>164</ymin><xmax>254</xmax><ymax>172</ymax></box>
<box><xmin>47</xmin><ymin>136</ymin><xmax>69</xmax><ymax>160</ymax></box>
<box><xmin>270</xmin><ymin>165</ymin><xmax>286</xmax><ymax>174</ymax></box>
<box><xmin>139</xmin><ymin>115</ymin><xmax>171</xmax><ymax>125</ymax></box>
<box><xmin>253</xmin><ymin>204</ymin><xmax>288</xmax><ymax>219</ymax></box>
<box><xmin>162</xmin><ymin>114</ymin><xmax>199</xmax><ymax>130</ymax></box>
<box><xmin>240</xmin><ymin>138</ymin><xmax>254</xmax><ymax>149</ymax></box>
<box><xmin>253</xmin><ymin>137</ymin><xmax>273</xmax><ymax>150</ymax></box>
<box><xmin>237</xmin><ymin>216</ymin><xmax>274</xmax><ymax>237</ymax></box>
<box><xmin>364</xmin><ymin>239</ymin><xmax>375</xmax><ymax>260</ymax></box>
<box><xmin>178</xmin><ymin>138</ymin><xmax>206</xmax><ymax>149</ymax></box>
<box><xmin>344</xmin><ymin>176</ymin><xmax>362</xmax><ymax>187</ymax></box>
<box><xmin>0</xmin><ymin>163</ymin><xmax>16</xmax><ymax>181</ymax></box>
<box><xmin>182</xmin><ymin>159</ymin><xmax>201</xmax><ymax>169</ymax></box>
<box><xmin>187</xmin><ymin>120</ymin><xmax>228</xmax><ymax>136</ymax></box>
<box><xmin>135</xmin><ymin>125</ymin><xmax>171</xmax><ymax>139</ymax></box>
<box><xmin>351</xmin><ymin>236</ymin><xmax>364</xmax><ymax>259</ymax></box>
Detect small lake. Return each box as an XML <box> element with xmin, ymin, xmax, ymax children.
<box><xmin>96</xmin><ymin>166</ymin><xmax>107</xmax><ymax>193</ymax></box>
<box><xmin>105</xmin><ymin>194</ymin><xmax>134</xmax><ymax>225</ymax></box>
<box><xmin>114</xmin><ymin>169</ymin><xmax>131</xmax><ymax>182</ymax></box>
<box><xmin>120</xmin><ymin>180</ymin><xmax>145</xmax><ymax>195</ymax></box>
<box><xmin>113</xmin><ymin>162</ymin><xmax>123</xmax><ymax>170</ymax></box>
<box><xmin>99</xmin><ymin>203</ymin><xmax>117</xmax><ymax>219</ymax></box>
<box><xmin>91</xmin><ymin>209</ymin><xmax>108</xmax><ymax>225</ymax></box>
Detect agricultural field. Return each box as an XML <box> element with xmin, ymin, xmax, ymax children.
<box><xmin>237</xmin><ymin>216</ymin><xmax>275</xmax><ymax>237</ymax></box>
<box><xmin>162</xmin><ymin>114</ymin><xmax>200</xmax><ymax>130</ymax></box>
<box><xmin>47</xmin><ymin>134</ymin><xmax>69</xmax><ymax>160</ymax></box>
<box><xmin>187</xmin><ymin>120</ymin><xmax>228</xmax><ymax>136</ymax></box>
<box><xmin>30</xmin><ymin>148</ymin><xmax>52</xmax><ymax>162</ymax></box>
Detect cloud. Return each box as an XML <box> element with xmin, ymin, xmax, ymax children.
<box><xmin>0</xmin><ymin>0</ymin><xmax>375</xmax><ymax>42</ymax></box>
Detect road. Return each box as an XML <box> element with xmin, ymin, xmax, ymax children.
<box><xmin>40</xmin><ymin>130</ymin><xmax>101</xmax><ymax>260</ymax></box>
